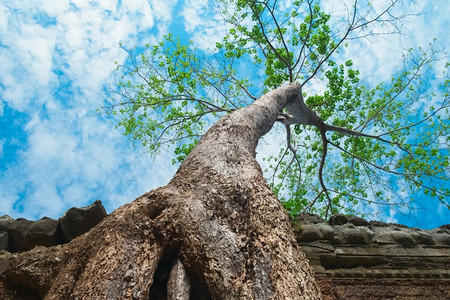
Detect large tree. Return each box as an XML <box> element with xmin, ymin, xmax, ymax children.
<box><xmin>1</xmin><ymin>0</ymin><xmax>448</xmax><ymax>299</ymax></box>
<box><xmin>109</xmin><ymin>0</ymin><xmax>448</xmax><ymax>218</ymax></box>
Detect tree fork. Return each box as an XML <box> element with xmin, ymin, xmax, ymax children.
<box><xmin>0</xmin><ymin>83</ymin><xmax>322</xmax><ymax>299</ymax></box>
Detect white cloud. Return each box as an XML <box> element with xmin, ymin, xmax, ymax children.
<box><xmin>150</xmin><ymin>0</ymin><xmax>175</xmax><ymax>22</ymax></box>
<box><xmin>40</xmin><ymin>0</ymin><xmax>70</xmax><ymax>16</ymax></box>
<box><xmin>181</xmin><ymin>0</ymin><xmax>231</xmax><ymax>50</ymax></box>
<box><xmin>15</xmin><ymin>27</ymin><xmax>56</xmax><ymax>87</ymax></box>
<box><xmin>0</xmin><ymin>0</ymin><xmax>178</xmax><ymax>221</ymax></box>
<box><xmin>1</xmin><ymin>102</ymin><xmax>178</xmax><ymax>219</ymax></box>
<box><xmin>0</xmin><ymin>4</ymin><xmax>9</xmax><ymax>33</ymax></box>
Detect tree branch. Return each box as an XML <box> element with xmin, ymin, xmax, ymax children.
<box><xmin>318</xmin><ymin>130</ymin><xmax>333</xmax><ymax>218</ymax></box>
<box><xmin>247</xmin><ymin>2</ymin><xmax>290</xmax><ymax>68</ymax></box>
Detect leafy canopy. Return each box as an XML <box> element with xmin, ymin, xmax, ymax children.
<box><xmin>103</xmin><ymin>0</ymin><xmax>449</xmax><ymax>220</ymax></box>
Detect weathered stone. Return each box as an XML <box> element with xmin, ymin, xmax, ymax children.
<box><xmin>7</xmin><ymin>218</ymin><xmax>33</xmax><ymax>252</ymax></box>
<box><xmin>359</xmin><ymin>226</ymin><xmax>376</xmax><ymax>242</ymax></box>
<box><xmin>342</xmin><ymin>227</ymin><xmax>370</xmax><ymax>245</ymax></box>
<box><xmin>439</xmin><ymin>224</ymin><xmax>450</xmax><ymax>230</ymax></box>
<box><xmin>293</xmin><ymin>215</ymin><xmax>450</xmax><ymax>298</ymax></box>
<box><xmin>299</xmin><ymin>241</ymin><xmax>334</xmax><ymax>255</ymax></box>
<box><xmin>430</xmin><ymin>228</ymin><xmax>450</xmax><ymax>245</ymax></box>
<box><xmin>59</xmin><ymin>200</ymin><xmax>107</xmax><ymax>243</ymax></box>
<box><xmin>298</xmin><ymin>224</ymin><xmax>323</xmax><ymax>242</ymax></box>
<box><xmin>28</xmin><ymin>217</ymin><xmax>61</xmax><ymax>246</ymax></box>
<box><xmin>0</xmin><ymin>232</ymin><xmax>9</xmax><ymax>251</ymax></box>
<box><xmin>0</xmin><ymin>215</ymin><xmax>14</xmax><ymax>231</ymax></box>
<box><xmin>388</xmin><ymin>223</ymin><xmax>408</xmax><ymax>228</ymax></box>
<box><xmin>344</xmin><ymin>223</ymin><xmax>356</xmax><ymax>229</ymax></box>
<box><xmin>329</xmin><ymin>214</ymin><xmax>348</xmax><ymax>225</ymax></box>
<box><xmin>296</xmin><ymin>213</ymin><xmax>326</xmax><ymax>224</ymax></box>
<box><xmin>347</xmin><ymin>215</ymin><xmax>369</xmax><ymax>226</ymax></box>
<box><xmin>368</xmin><ymin>225</ymin><xmax>393</xmax><ymax>243</ymax></box>
<box><xmin>316</xmin><ymin>223</ymin><xmax>335</xmax><ymax>241</ymax></box>
<box><xmin>369</xmin><ymin>220</ymin><xmax>388</xmax><ymax>227</ymax></box>
<box><xmin>316</xmin><ymin>277</ymin><xmax>450</xmax><ymax>300</ymax></box>
<box><xmin>7</xmin><ymin>217</ymin><xmax>60</xmax><ymax>252</ymax></box>
<box><xmin>389</xmin><ymin>230</ymin><xmax>416</xmax><ymax>246</ymax></box>
<box><xmin>329</xmin><ymin>226</ymin><xmax>346</xmax><ymax>244</ymax></box>
<box><xmin>0</xmin><ymin>216</ymin><xmax>11</xmax><ymax>252</ymax></box>
<box><xmin>373</xmin><ymin>230</ymin><xmax>394</xmax><ymax>244</ymax></box>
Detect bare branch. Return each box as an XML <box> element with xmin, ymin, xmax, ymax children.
<box><xmin>261</xmin><ymin>1</ymin><xmax>293</xmax><ymax>80</ymax></box>
<box><xmin>318</xmin><ymin>131</ymin><xmax>333</xmax><ymax>218</ymax></box>
<box><xmin>328</xmin><ymin>139</ymin><xmax>425</xmax><ymax>177</ymax></box>
<box><xmin>293</xmin><ymin>0</ymin><xmax>314</xmax><ymax>71</ymax></box>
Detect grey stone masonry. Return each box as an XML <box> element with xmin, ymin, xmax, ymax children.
<box><xmin>296</xmin><ymin>213</ymin><xmax>450</xmax><ymax>279</ymax></box>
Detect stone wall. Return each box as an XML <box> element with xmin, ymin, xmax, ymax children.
<box><xmin>0</xmin><ymin>200</ymin><xmax>106</xmax><ymax>253</ymax></box>
<box><xmin>296</xmin><ymin>213</ymin><xmax>450</xmax><ymax>299</ymax></box>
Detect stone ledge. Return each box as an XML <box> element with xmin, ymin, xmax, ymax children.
<box><xmin>0</xmin><ymin>200</ymin><xmax>106</xmax><ymax>253</ymax></box>
<box><xmin>315</xmin><ymin>277</ymin><xmax>450</xmax><ymax>300</ymax></box>
<box><xmin>297</xmin><ymin>213</ymin><xmax>450</xmax><ymax>281</ymax></box>
<box><xmin>313</xmin><ymin>267</ymin><xmax>450</xmax><ymax>279</ymax></box>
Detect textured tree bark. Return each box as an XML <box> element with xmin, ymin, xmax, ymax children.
<box><xmin>0</xmin><ymin>83</ymin><xmax>322</xmax><ymax>299</ymax></box>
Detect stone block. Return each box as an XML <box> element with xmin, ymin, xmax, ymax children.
<box><xmin>342</xmin><ymin>228</ymin><xmax>370</xmax><ymax>245</ymax></box>
<box><xmin>7</xmin><ymin>217</ymin><xmax>60</xmax><ymax>252</ymax></box>
<box><xmin>297</xmin><ymin>224</ymin><xmax>323</xmax><ymax>242</ymax></box>
<box><xmin>59</xmin><ymin>200</ymin><xmax>107</xmax><ymax>243</ymax></box>
<box><xmin>7</xmin><ymin>218</ymin><xmax>33</xmax><ymax>252</ymax></box>
<box><xmin>347</xmin><ymin>215</ymin><xmax>369</xmax><ymax>226</ymax></box>
<box><xmin>415</xmin><ymin>231</ymin><xmax>435</xmax><ymax>245</ymax></box>
<box><xmin>296</xmin><ymin>213</ymin><xmax>325</xmax><ymax>224</ymax></box>
<box><xmin>430</xmin><ymin>228</ymin><xmax>450</xmax><ymax>245</ymax></box>
<box><xmin>0</xmin><ymin>215</ymin><xmax>14</xmax><ymax>231</ymax></box>
<box><xmin>389</xmin><ymin>231</ymin><xmax>416</xmax><ymax>246</ymax></box>
<box><xmin>369</xmin><ymin>220</ymin><xmax>388</xmax><ymax>227</ymax></box>
<box><xmin>316</xmin><ymin>223</ymin><xmax>335</xmax><ymax>241</ymax></box>
<box><xmin>329</xmin><ymin>214</ymin><xmax>348</xmax><ymax>225</ymax></box>
<box><xmin>0</xmin><ymin>231</ymin><xmax>9</xmax><ymax>251</ymax></box>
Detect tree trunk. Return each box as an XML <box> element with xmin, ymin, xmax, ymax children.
<box><xmin>0</xmin><ymin>83</ymin><xmax>322</xmax><ymax>299</ymax></box>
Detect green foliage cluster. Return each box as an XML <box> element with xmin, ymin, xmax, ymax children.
<box><xmin>216</xmin><ymin>0</ymin><xmax>342</xmax><ymax>91</ymax></box>
<box><xmin>106</xmin><ymin>34</ymin><xmax>252</xmax><ymax>162</ymax></box>
<box><xmin>103</xmin><ymin>0</ymin><xmax>449</xmax><ymax>220</ymax></box>
<box><xmin>271</xmin><ymin>43</ymin><xmax>449</xmax><ymax>217</ymax></box>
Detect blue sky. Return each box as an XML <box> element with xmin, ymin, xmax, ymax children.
<box><xmin>0</xmin><ymin>0</ymin><xmax>448</xmax><ymax>229</ymax></box>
